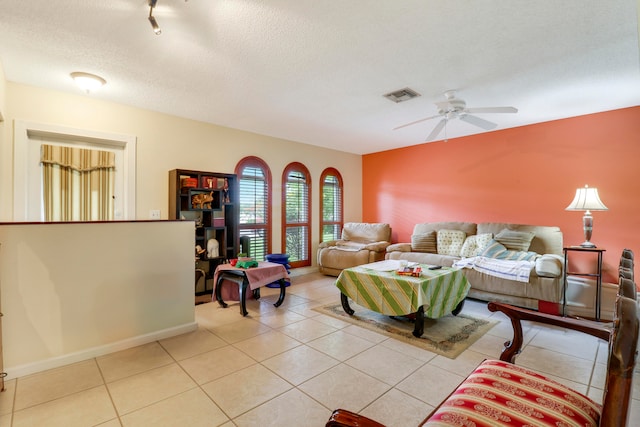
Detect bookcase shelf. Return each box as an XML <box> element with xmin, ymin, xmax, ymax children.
<box><xmin>169</xmin><ymin>169</ymin><xmax>239</xmax><ymax>294</ymax></box>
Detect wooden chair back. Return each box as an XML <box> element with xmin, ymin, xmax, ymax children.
<box><xmin>600</xmin><ymin>296</ymin><xmax>638</xmax><ymax>426</ymax></box>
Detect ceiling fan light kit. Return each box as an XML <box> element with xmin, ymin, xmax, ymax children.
<box><xmin>393</xmin><ymin>90</ymin><xmax>518</xmax><ymax>141</ymax></box>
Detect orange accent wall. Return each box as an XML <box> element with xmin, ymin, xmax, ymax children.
<box><xmin>363</xmin><ymin>106</ymin><xmax>640</xmax><ymax>284</ymax></box>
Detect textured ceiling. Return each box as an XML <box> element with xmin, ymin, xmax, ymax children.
<box><xmin>0</xmin><ymin>0</ymin><xmax>638</xmax><ymax>154</ymax></box>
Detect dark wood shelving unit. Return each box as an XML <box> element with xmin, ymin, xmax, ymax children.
<box><xmin>169</xmin><ymin>169</ymin><xmax>239</xmax><ymax>294</ymax></box>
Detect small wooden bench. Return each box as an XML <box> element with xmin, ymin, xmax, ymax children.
<box><xmin>327</xmin><ymin>295</ymin><xmax>638</xmax><ymax>427</ymax></box>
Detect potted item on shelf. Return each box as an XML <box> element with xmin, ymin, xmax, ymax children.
<box><xmin>191</xmin><ymin>191</ymin><xmax>214</xmax><ymax>209</ymax></box>
<box><xmin>181</xmin><ymin>177</ymin><xmax>198</xmax><ymax>188</ymax></box>
<box><xmin>201</xmin><ymin>176</ymin><xmax>215</xmax><ymax>188</ymax></box>
<box><xmin>223</xmin><ymin>178</ymin><xmax>230</xmax><ymax>203</ymax></box>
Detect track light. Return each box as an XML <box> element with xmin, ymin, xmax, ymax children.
<box><xmin>148</xmin><ymin>15</ymin><xmax>161</xmax><ymax>35</ymax></box>
<box><xmin>148</xmin><ymin>0</ymin><xmax>161</xmax><ymax>35</ymax></box>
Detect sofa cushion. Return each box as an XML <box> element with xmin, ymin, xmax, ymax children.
<box><xmin>341</xmin><ymin>222</ymin><xmax>391</xmax><ymax>243</ymax></box>
<box><xmin>411</xmin><ymin>231</ymin><xmax>437</xmax><ymax>253</ymax></box>
<box><xmin>336</xmin><ymin>241</ymin><xmax>367</xmax><ymax>251</ymax></box>
<box><xmin>478</xmin><ymin>223</ymin><xmax>562</xmax><ymax>255</ymax></box>
<box><xmin>495</xmin><ymin>229</ymin><xmax>535</xmax><ymax>251</ymax></box>
<box><xmin>413</xmin><ymin>221</ymin><xmax>477</xmax><ymax>237</ymax></box>
<box><xmin>460</xmin><ymin>233</ymin><xmax>493</xmax><ymax>258</ymax></box>
<box><xmin>437</xmin><ymin>229</ymin><xmax>466</xmax><ymax>256</ymax></box>
<box><xmin>480</xmin><ymin>239</ymin><xmax>539</xmax><ymax>261</ymax></box>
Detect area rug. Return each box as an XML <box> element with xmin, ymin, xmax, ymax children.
<box><xmin>313</xmin><ymin>303</ymin><xmax>497</xmax><ymax>359</ymax></box>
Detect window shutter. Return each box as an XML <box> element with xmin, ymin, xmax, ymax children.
<box><xmin>320</xmin><ymin>170</ymin><xmax>343</xmax><ymax>242</ymax></box>
<box><xmin>237</xmin><ymin>162</ymin><xmax>270</xmax><ymax>260</ymax></box>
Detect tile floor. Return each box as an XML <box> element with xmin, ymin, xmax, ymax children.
<box><xmin>0</xmin><ymin>272</ymin><xmax>638</xmax><ymax>426</ymax></box>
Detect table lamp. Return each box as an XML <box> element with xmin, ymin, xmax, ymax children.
<box><xmin>565</xmin><ymin>185</ymin><xmax>608</xmax><ymax>248</ymax></box>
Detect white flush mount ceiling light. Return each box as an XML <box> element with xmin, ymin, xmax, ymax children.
<box><xmin>70</xmin><ymin>72</ymin><xmax>107</xmax><ymax>93</ymax></box>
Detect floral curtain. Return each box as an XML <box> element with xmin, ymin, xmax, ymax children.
<box><xmin>40</xmin><ymin>144</ymin><xmax>115</xmax><ymax>221</ymax></box>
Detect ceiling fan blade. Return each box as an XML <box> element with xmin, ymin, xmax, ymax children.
<box><xmin>465</xmin><ymin>106</ymin><xmax>518</xmax><ymax>114</ymax></box>
<box><xmin>459</xmin><ymin>114</ymin><xmax>497</xmax><ymax>130</ymax></box>
<box><xmin>426</xmin><ymin>119</ymin><xmax>447</xmax><ymax>141</ymax></box>
<box><xmin>393</xmin><ymin>114</ymin><xmax>442</xmax><ymax>131</ymax></box>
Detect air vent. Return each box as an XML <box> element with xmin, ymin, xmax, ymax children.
<box><xmin>383</xmin><ymin>87</ymin><xmax>421</xmax><ymax>103</ymax></box>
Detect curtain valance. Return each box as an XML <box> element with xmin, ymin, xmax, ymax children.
<box><xmin>40</xmin><ymin>144</ymin><xmax>115</xmax><ymax>172</ymax></box>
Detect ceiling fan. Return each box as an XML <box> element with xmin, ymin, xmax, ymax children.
<box><xmin>393</xmin><ymin>90</ymin><xmax>518</xmax><ymax>141</ymax></box>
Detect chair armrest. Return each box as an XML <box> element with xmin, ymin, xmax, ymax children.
<box><xmin>326</xmin><ymin>409</ymin><xmax>386</xmax><ymax>427</ymax></box>
<box><xmin>487</xmin><ymin>302</ymin><xmax>611</xmax><ymax>363</ymax></box>
<box><xmin>362</xmin><ymin>241</ymin><xmax>391</xmax><ymax>252</ymax></box>
<box><xmin>386</xmin><ymin>243</ymin><xmax>412</xmax><ymax>252</ymax></box>
<box><xmin>319</xmin><ymin>240</ymin><xmax>339</xmax><ymax>249</ymax></box>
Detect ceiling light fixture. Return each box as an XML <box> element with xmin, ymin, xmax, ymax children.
<box><xmin>148</xmin><ymin>0</ymin><xmax>161</xmax><ymax>35</ymax></box>
<box><xmin>70</xmin><ymin>72</ymin><xmax>107</xmax><ymax>93</ymax></box>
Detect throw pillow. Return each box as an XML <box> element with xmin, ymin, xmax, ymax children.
<box><xmin>460</xmin><ymin>235</ymin><xmax>478</xmax><ymax>258</ymax></box>
<box><xmin>460</xmin><ymin>233</ymin><xmax>493</xmax><ymax>258</ymax></box>
<box><xmin>495</xmin><ymin>229</ymin><xmax>535</xmax><ymax>252</ymax></box>
<box><xmin>476</xmin><ymin>232</ymin><xmax>494</xmax><ymax>252</ymax></box>
<box><xmin>411</xmin><ymin>231</ymin><xmax>437</xmax><ymax>253</ymax></box>
<box><xmin>480</xmin><ymin>239</ymin><xmax>539</xmax><ymax>261</ymax></box>
<box><xmin>479</xmin><ymin>239</ymin><xmax>508</xmax><ymax>259</ymax></box>
<box><xmin>437</xmin><ymin>229</ymin><xmax>466</xmax><ymax>257</ymax></box>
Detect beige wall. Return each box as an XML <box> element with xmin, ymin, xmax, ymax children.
<box><xmin>0</xmin><ymin>221</ymin><xmax>196</xmax><ymax>379</ymax></box>
<box><xmin>0</xmin><ymin>63</ymin><xmax>7</xmax><ymax>214</ymax></box>
<box><xmin>0</xmin><ymin>80</ymin><xmax>363</xmax><ymax>258</ymax></box>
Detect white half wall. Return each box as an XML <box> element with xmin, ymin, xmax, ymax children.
<box><xmin>0</xmin><ymin>220</ymin><xmax>196</xmax><ymax>379</ymax></box>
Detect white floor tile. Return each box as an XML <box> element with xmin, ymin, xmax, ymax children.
<box><xmin>5</xmin><ymin>273</ymin><xmax>639</xmax><ymax>426</ymax></box>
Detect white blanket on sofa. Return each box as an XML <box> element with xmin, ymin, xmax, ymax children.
<box><xmin>453</xmin><ymin>256</ymin><xmax>535</xmax><ymax>283</ymax></box>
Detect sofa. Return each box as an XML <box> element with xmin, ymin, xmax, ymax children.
<box><xmin>317</xmin><ymin>222</ymin><xmax>392</xmax><ymax>276</ymax></box>
<box><xmin>385</xmin><ymin>222</ymin><xmax>564</xmax><ymax>311</ymax></box>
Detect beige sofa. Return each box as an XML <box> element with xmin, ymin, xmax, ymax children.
<box><xmin>318</xmin><ymin>222</ymin><xmax>392</xmax><ymax>276</ymax></box>
<box><xmin>385</xmin><ymin>222</ymin><xmax>564</xmax><ymax>312</ymax></box>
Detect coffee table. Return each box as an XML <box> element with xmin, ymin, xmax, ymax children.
<box><xmin>335</xmin><ymin>261</ymin><xmax>470</xmax><ymax>337</ymax></box>
<box><xmin>214</xmin><ymin>261</ymin><xmax>288</xmax><ymax>316</ymax></box>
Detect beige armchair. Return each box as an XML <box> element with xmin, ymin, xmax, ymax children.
<box><xmin>317</xmin><ymin>223</ymin><xmax>392</xmax><ymax>276</ymax></box>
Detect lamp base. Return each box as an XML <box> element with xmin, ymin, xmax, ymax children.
<box><xmin>579</xmin><ymin>241</ymin><xmax>597</xmax><ymax>248</ymax></box>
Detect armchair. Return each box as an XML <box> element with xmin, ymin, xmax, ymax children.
<box><xmin>318</xmin><ymin>223</ymin><xmax>391</xmax><ymax>276</ymax></box>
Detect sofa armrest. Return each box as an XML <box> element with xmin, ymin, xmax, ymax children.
<box><xmin>386</xmin><ymin>243</ymin><xmax>412</xmax><ymax>252</ymax></box>
<box><xmin>487</xmin><ymin>301</ymin><xmax>611</xmax><ymax>363</ymax></box>
<box><xmin>535</xmin><ymin>253</ymin><xmax>563</xmax><ymax>277</ymax></box>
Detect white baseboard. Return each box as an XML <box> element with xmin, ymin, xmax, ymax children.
<box><xmin>5</xmin><ymin>322</ymin><xmax>198</xmax><ymax>380</ymax></box>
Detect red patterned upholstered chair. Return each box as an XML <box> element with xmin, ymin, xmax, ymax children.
<box><xmin>326</xmin><ymin>295</ymin><xmax>638</xmax><ymax>427</ymax></box>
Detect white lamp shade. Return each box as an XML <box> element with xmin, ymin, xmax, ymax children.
<box><xmin>566</xmin><ymin>185</ymin><xmax>608</xmax><ymax>211</ymax></box>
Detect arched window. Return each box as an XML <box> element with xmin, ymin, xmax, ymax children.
<box><xmin>320</xmin><ymin>168</ymin><xmax>343</xmax><ymax>242</ymax></box>
<box><xmin>282</xmin><ymin>162</ymin><xmax>311</xmax><ymax>268</ymax></box>
<box><xmin>235</xmin><ymin>157</ymin><xmax>272</xmax><ymax>261</ymax></box>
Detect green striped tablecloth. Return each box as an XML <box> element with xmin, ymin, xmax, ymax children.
<box><xmin>335</xmin><ymin>264</ymin><xmax>470</xmax><ymax>318</ymax></box>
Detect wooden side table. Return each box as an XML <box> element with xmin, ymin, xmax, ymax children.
<box><xmin>562</xmin><ymin>246</ymin><xmax>606</xmax><ymax>321</ymax></box>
